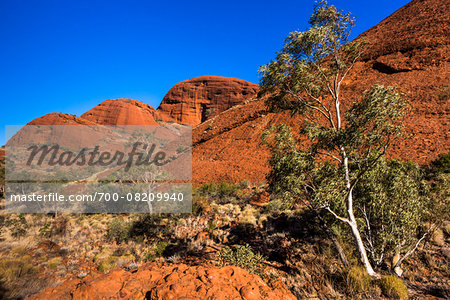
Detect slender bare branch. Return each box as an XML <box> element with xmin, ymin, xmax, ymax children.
<box><xmin>317</xmin><ymin>151</ymin><xmax>342</xmax><ymax>163</ymax></box>
<box><xmin>395</xmin><ymin>224</ymin><xmax>437</xmax><ymax>268</ymax></box>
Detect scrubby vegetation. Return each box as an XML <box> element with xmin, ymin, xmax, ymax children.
<box><xmin>0</xmin><ymin>159</ymin><xmax>448</xmax><ymax>299</ymax></box>
<box><xmin>218</xmin><ymin>244</ymin><xmax>266</xmax><ymax>278</ymax></box>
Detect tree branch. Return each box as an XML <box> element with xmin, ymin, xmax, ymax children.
<box><xmin>323</xmin><ymin>204</ymin><xmax>351</xmax><ymax>225</ymax></box>
<box><xmin>395</xmin><ymin>224</ymin><xmax>437</xmax><ymax>268</ymax></box>
<box><xmin>317</xmin><ymin>151</ymin><xmax>342</xmax><ymax>163</ymax></box>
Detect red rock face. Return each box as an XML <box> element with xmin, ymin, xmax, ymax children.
<box><xmin>357</xmin><ymin>0</ymin><xmax>448</xmax><ymax>62</ymax></box>
<box><xmin>191</xmin><ymin>0</ymin><xmax>450</xmax><ymax>184</ymax></box>
<box><xmin>9</xmin><ymin>113</ymin><xmax>105</xmax><ymax>150</ymax></box>
<box><xmin>27</xmin><ymin>263</ymin><xmax>296</xmax><ymax>300</ymax></box>
<box><xmin>81</xmin><ymin>99</ymin><xmax>158</xmax><ymax>125</ymax></box>
<box><xmin>28</xmin><ymin>113</ymin><xmax>97</xmax><ymax>125</ymax></box>
<box><xmin>156</xmin><ymin>76</ymin><xmax>259</xmax><ymax>126</ymax></box>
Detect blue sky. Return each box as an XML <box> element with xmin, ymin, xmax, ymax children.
<box><xmin>0</xmin><ymin>0</ymin><xmax>410</xmax><ymax>145</ymax></box>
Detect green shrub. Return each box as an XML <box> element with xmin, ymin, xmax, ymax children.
<box><xmin>430</xmin><ymin>152</ymin><xmax>450</xmax><ymax>174</ymax></box>
<box><xmin>378</xmin><ymin>275</ymin><xmax>408</xmax><ymax>299</ymax></box>
<box><xmin>196</xmin><ymin>182</ymin><xmax>217</xmax><ymax>196</ymax></box>
<box><xmin>144</xmin><ymin>241</ymin><xmax>168</xmax><ymax>262</ymax></box>
<box><xmin>264</xmin><ymin>199</ymin><xmax>290</xmax><ymax>213</ymax></box>
<box><xmin>347</xmin><ymin>266</ymin><xmax>372</xmax><ymax>294</ymax></box>
<box><xmin>192</xmin><ymin>195</ymin><xmax>210</xmax><ymax>215</ymax></box>
<box><xmin>218</xmin><ymin>244</ymin><xmax>266</xmax><ymax>278</ymax></box>
<box><xmin>239</xmin><ymin>180</ymin><xmax>251</xmax><ymax>189</ymax></box>
<box><xmin>217</xmin><ymin>182</ymin><xmax>239</xmax><ymax>198</ymax></box>
<box><xmin>106</xmin><ymin>218</ymin><xmax>132</xmax><ymax>244</ymax></box>
<box><xmin>39</xmin><ymin>222</ymin><xmax>52</xmax><ymax>238</ymax></box>
<box><xmin>6</xmin><ymin>214</ymin><xmax>28</xmax><ymax>238</ymax></box>
<box><xmin>197</xmin><ymin>182</ymin><xmax>239</xmax><ymax>200</ymax></box>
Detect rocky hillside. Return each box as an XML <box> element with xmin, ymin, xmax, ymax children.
<box><xmin>191</xmin><ymin>0</ymin><xmax>450</xmax><ymax>183</ymax></box>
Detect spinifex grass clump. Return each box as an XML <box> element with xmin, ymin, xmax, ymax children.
<box><xmin>218</xmin><ymin>244</ymin><xmax>266</xmax><ymax>278</ymax></box>
<box><xmin>378</xmin><ymin>275</ymin><xmax>408</xmax><ymax>299</ymax></box>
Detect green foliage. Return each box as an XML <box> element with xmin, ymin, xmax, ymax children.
<box><xmin>154</xmin><ymin>241</ymin><xmax>168</xmax><ymax>256</ymax></box>
<box><xmin>106</xmin><ymin>218</ymin><xmax>132</xmax><ymax>244</ymax></box>
<box><xmin>39</xmin><ymin>222</ymin><xmax>52</xmax><ymax>238</ymax></box>
<box><xmin>429</xmin><ymin>152</ymin><xmax>450</xmax><ymax>174</ymax></box>
<box><xmin>6</xmin><ymin>214</ymin><xmax>28</xmax><ymax>238</ymax></box>
<box><xmin>46</xmin><ymin>257</ymin><xmax>62</xmax><ymax>269</ymax></box>
<box><xmin>176</xmin><ymin>146</ymin><xmax>185</xmax><ymax>153</ymax></box>
<box><xmin>425</xmin><ymin>153</ymin><xmax>449</xmax><ymax>227</ymax></box>
<box><xmin>354</xmin><ymin>159</ymin><xmax>431</xmax><ymax>265</ymax></box>
<box><xmin>218</xmin><ymin>244</ymin><xmax>266</xmax><ymax>278</ymax></box>
<box><xmin>196</xmin><ymin>182</ymin><xmax>239</xmax><ymax>201</ymax></box>
<box><xmin>192</xmin><ymin>195</ymin><xmax>211</xmax><ymax>215</ymax></box>
<box><xmin>238</xmin><ymin>180</ymin><xmax>251</xmax><ymax>189</ymax></box>
<box><xmin>378</xmin><ymin>275</ymin><xmax>408</xmax><ymax>299</ymax></box>
<box><xmin>347</xmin><ymin>266</ymin><xmax>372</xmax><ymax>294</ymax></box>
<box><xmin>259</xmin><ymin>0</ymin><xmax>365</xmax><ymax>114</ymax></box>
<box><xmin>144</xmin><ymin>241</ymin><xmax>168</xmax><ymax>261</ymax></box>
<box><xmin>97</xmin><ymin>257</ymin><xmax>118</xmax><ymax>273</ymax></box>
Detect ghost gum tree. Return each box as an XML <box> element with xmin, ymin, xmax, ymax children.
<box><xmin>258</xmin><ymin>0</ymin><xmax>412</xmax><ymax>277</ymax></box>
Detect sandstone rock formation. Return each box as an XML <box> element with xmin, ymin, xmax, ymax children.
<box><xmin>28</xmin><ymin>263</ymin><xmax>295</xmax><ymax>300</ymax></box>
<box><xmin>191</xmin><ymin>0</ymin><xmax>449</xmax><ymax>183</ymax></box>
<box><xmin>156</xmin><ymin>76</ymin><xmax>259</xmax><ymax>126</ymax></box>
<box><xmin>28</xmin><ymin>112</ymin><xmax>97</xmax><ymax>126</ymax></box>
<box><xmin>81</xmin><ymin>98</ymin><xmax>158</xmax><ymax>125</ymax></box>
<box><xmin>9</xmin><ymin>0</ymin><xmax>449</xmax><ymax>185</ymax></box>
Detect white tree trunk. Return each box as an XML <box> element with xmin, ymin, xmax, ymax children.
<box><xmin>342</xmin><ymin>152</ymin><xmax>378</xmax><ymax>277</ymax></box>
<box><xmin>347</xmin><ymin>207</ymin><xmax>377</xmax><ymax>277</ymax></box>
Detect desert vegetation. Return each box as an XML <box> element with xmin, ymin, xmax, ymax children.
<box><xmin>0</xmin><ymin>151</ymin><xmax>448</xmax><ymax>298</ymax></box>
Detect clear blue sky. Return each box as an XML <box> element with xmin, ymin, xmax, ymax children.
<box><xmin>0</xmin><ymin>0</ymin><xmax>410</xmax><ymax>145</ymax></box>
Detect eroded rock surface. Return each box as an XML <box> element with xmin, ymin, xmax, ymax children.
<box><xmin>81</xmin><ymin>98</ymin><xmax>158</xmax><ymax>125</ymax></box>
<box><xmin>28</xmin><ymin>263</ymin><xmax>295</xmax><ymax>300</ymax></box>
<box><xmin>156</xmin><ymin>76</ymin><xmax>259</xmax><ymax>126</ymax></box>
